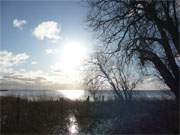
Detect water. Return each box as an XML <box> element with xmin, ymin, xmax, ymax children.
<box><xmin>0</xmin><ymin>90</ymin><xmax>86</xmax><ymax>100</ymax></box>
<box><xmin>0</xmin><ymin>89</ymin><xmax>175</xmax><ymax>100</ymax></box>
<box><xmin>68</xmin><ymin>114</ymin><xmax>79</xmax><ymax>134</ymax></box>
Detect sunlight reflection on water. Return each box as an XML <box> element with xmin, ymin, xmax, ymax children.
<box><xmin>57</xmin><ymin>90</ymin><xmax>84</xmax><ymax>100</ymax></box>
<box><xmin>68</xmin><ymin>114</ymin><xmax>79</xmax><ymax>134</ymax></box>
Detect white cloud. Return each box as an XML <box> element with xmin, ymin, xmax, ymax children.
<box><xmin>33</xmin><ymin>21</ymin><xmax>61</xmax><ymax>42</ymax></box>
<box><xmin>13</xmin><ymin>19</ymin><xmax>27</xmax><ymax>30</ymax></box>
<box><xmin>45</xmin><ymin>49</ymin><xmax>57</xmax><ymax>54</ymax></box>
<box><xmin>31</xmin><ymin>61</ymin><xmax>37</xmax><ymax>65</ymax></box>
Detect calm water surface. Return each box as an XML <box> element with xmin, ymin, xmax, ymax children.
<box><xmin>0</xmin><ymin>89</ymin><xmax>175</xmax><ymax>100</ymax></box>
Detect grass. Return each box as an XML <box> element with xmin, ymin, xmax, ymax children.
<box><xmin>0</xmin><ymin>96</ymin><xmax>179</xmax><ymax>134</ymax></box>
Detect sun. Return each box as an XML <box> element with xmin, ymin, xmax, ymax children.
<box><xmin>52</xmin><ymin>40</ymin><xmax>88</xmax><ymax>83</ymax></box>
<box><xmin>60</xmin><ymin>40</ymin><xmax>87</xmax><ymax>73</ymax></box>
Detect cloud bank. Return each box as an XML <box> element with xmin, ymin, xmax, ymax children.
<box><xmin>0</xmin><ymin>51</ymin><xmax>29</xmax><ymax>70</ymax></box>
<box><xmin>0</xmin><ymin>50</ymin><xmax>82</xmax><ymax>90</ymax></box>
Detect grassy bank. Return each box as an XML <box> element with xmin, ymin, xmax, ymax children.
<box><xmin>0</xmin><ymin>96</ymin><xmax>179</xmax><ymax>134</ymax></box>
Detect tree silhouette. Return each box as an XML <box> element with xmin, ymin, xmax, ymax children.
<box><xmin>85</xmin><ymin>52</ymin><xmax>141</xmax><ymax>100</ymax></box>
<box><xmin>87</xmin><ymin>0</ymin><xmax>179</xmax><ymax>100</ymax></box>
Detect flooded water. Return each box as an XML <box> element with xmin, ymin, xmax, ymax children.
<box><xmin>68</xmin><ymin>114</ymin><xmax>79</xmax><ymax>134</ymax></box>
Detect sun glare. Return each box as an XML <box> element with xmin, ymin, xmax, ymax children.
<box><xmin>60</xmin><ymin>90</ymin><xmax>84</xmax><ymax>100</ymax></box>
<box><xmin>60</xmin><ymin>41</ymin><xmax>87</xmax><ymax>73</ymax></box>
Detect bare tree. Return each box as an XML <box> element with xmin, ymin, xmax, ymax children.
<box><xmin>85</xmin><ymin>52</ymin><xmax>142</xmax><ymax>100</ymax></box>
<box><xmin>87</xmin><ymin>0</ymin><xmax>180</xmax><ymax>100</ymax></box>
<box><xmin>84</xmin><ymin>57</ymin><xmax>108</xmax><ymax>101</ymax></box>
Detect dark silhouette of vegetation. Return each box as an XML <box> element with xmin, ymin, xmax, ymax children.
<box><xmin>0</xmin><ymin>96</ymin><xmax>178</xmax><ymax>134</ymax></box>
<box><xmin>0</xmin><ymin>96</ymin><xmax>70</xmax><ymax>134</ymax></box>
<box><xmin>75</xmin><ymin>99</ymin><xmax>178</xmax><ymax>134</ymax></box>
<box><xmin>87</xmin><ymin>0</ymin><xmax>180</xmax><ymax>100</ymax></box>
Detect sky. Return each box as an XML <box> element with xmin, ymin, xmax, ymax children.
<box><xmin>0</xmin><ymin>0</ymin><xmax>168</xmax><ymax>90</ymax></box>
<box><xmin>0</xmin><ymin>0</ymin><xmax>95</xmax><ymax>90</ymax></box>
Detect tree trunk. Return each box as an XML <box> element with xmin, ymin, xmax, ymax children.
<box><xmin>139</xmin><ymin>49</ymin><xmax>179</xmax><ymax>100</ymax></box>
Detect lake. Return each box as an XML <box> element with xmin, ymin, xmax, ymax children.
<box><xmin>0</xmin><ymin>89</ymin><xmax>175</xmax><ymax>100</ymax></box>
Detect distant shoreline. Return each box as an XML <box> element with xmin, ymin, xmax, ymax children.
<box><xmin>0</xmin><ymin>89</ymin><xmax>170</xmax><ymax>91</ymax></box>
<box><xmin>0</xmin><ymin>90</ymin><xmax>8</xmax><ymax>91</ymax></box>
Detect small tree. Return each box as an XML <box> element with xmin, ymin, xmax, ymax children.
<box><xmin>85</xmin><ymin>52</ymin><xmax>142</xmax><ymax>100</ymax></box>
<box><xmin>84</xmin><ymin>60</ymin><xmax>107</xmax><ymax>101</ymax></box>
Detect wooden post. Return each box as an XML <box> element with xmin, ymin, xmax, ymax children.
<box><xmin>16</xmin><ymin>97</ymin><xmax>20</xmax><ymax>132</ymax></box>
